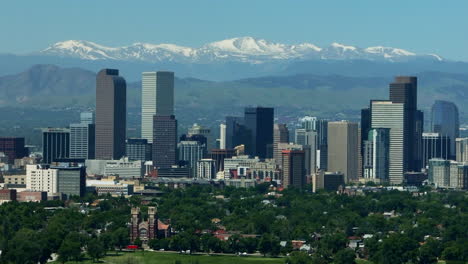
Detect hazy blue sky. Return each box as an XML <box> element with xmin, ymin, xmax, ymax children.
<box><xmin>1</xmin><ymin>0</ymin><xmax>467</xmax><ymax>60</ymax></box>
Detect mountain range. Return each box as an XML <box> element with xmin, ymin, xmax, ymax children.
<box><xmin>2</xmin><ymin>37</ymin><xmax>467</xmax><ymax>81</ymax></box>
<box><xmin>39</xmin><ymin>37</ymin><xmax>443</xmax><ymax>64</ymax></box>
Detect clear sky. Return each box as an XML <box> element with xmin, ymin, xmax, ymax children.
<box><xmin>1</xmin><ymin>0</ymin><xmax>467</xmax><ymax>60</ymax></box>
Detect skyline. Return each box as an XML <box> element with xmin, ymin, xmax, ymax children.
<box><xmin>1</xmin><ymin>0</ymin><xmax>467</xmax><ymax>61</ymax></box>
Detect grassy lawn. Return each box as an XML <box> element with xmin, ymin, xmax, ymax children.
<box><xmin>57</xmin><ymin>251</ymin><xmax>285</xmax><ymax>264</ymax></box>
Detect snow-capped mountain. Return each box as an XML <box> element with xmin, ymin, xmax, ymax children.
<box><xmin>39</xmin><ymin>37</ymin><xmax>443</xmax><ymax>64</ymax></box>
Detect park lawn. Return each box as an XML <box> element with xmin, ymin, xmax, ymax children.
<box><xmin>58</xmin><ymin>251</ymin><xmax>285</xmax><ymax>264</ymax></box>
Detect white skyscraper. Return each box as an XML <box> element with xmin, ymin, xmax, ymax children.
<box><xmin>141</xmin><ymin>71</ymin><xmax>174</xmax><ymax>143</ymax></box>
<box><xmin>371</xmin><ymin>101</ymin><xmax>405</xmax><ymax>184</ymax></box>
<box><xmin>219</xmin><ymin>124</ymin><xmax>226</xmax><ymax>149</ymax></box>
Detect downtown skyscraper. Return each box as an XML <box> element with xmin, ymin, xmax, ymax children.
<box><xmin>327</xmin><ymin>121</ymin><xmax>359</xmax><ymax>183</ymax></box>
<box><xmin>371</xmin><ymin>100</ymin><xmax>405</xmax><ymax>184</ymax></box>
<box><xmin>431</xmin><ymin>100</ymin><xmax>459</xmax><ymax>159</ymax></box>
<box><xmin>389</xmin><ymin>76</ymin><xmax>423</xmax><ymax>172</ymax></box>
<box><xmin>141</xmin><ymin>71</ymin><xmax>174</xmax><ymax>143</ymax></box>
<box><xmin>152</xmin><ymin>115</ymin><xmax>178</xmax><ymax>169</ymax></box>
<box><xmin>95</xmin><ymin>69</ymin><xmax>127</xmax><ymax>160</ymax></box>
<box><xmin>244</xmin><ymin>107</ymin><xmax>274</xmax><ymax>159</ymax></box>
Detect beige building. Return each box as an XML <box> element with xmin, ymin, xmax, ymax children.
<box><xmin>3</xmin><ymin>174</ymin><xmax>26</xmax><ymax>185</ymax></box>
<box><xmin>327</xmin><ymin>121</ymin><xmax>359</xmax><ymax>183</ymax></box>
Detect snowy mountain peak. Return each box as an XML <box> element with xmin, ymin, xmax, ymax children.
<box><xmin>330</xmin><ymin>42</ymin><xmax>357</xmax><ymax>51</ymax></box>
<box><xmin>39</xmin><ymin>37</ymin><xmax>443</xmax><ymax>63</ymax></box>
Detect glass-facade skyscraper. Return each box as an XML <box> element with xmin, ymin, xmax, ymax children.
<box><xmin>95</xmin><ymin>69</ymin><xmax>126</xmax><ymax>160</ymax></box>
<box><xmin>389</xmin><ymin>76</ymin><xmax>422</xmax><ymax>172</ymax></box>
<box><xmin>244</xmin><ymin>107</ymin><xmax>274</xmax><ymax>159</ymax></box>
<box><xmin>141</xmin><ymin>71</ymin><xmax>174</xmax><ymax>144</ymax></box>
<box><xmin>431</xmin><ymin>100</ymin><xmax>459</xmax><ymax>159</ymax></box>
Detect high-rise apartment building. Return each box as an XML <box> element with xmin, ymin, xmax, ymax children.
<box><xmin>273</xmin><ymin>124</ymin><xmax>289</xmax><ymax>166</ymax></box>
<box><xmin>431</xmin><ymin>100</ymin><xmax>459</xmax><ymax>159</ymax></box>
<box><xmin>389</xmin><ymin>76</ymin><xmax>422</xmax><ymax>172</ymax></box>
<box><xmin>281</xmin><ymin>150</ymin><xmax>306</xmax><ymax>188</ymax></box>
<box><xmin>95</xmin><ymin>69</ymin><xmax>126</xmax><ymax>160</ymax></box>
<box><xmin>141</xmin><ymin>71</ymin><xmax>174</xmax><ymax>143</ymax></box>
<box><xmin>0</xmin><ymin>137</ymin><xmax>28</xmax><ymax>164</ymax></box>
<box><xmin>371</xmin><ymin>101</ymin><xmax>405</xmax><ymax>184</ymax></box>
<box><xmin>244</xmin><ymin>107</ymin><xmax>274</xmax><ymax>158</ymax></box>
<box><xmin>152</xmin><ymin>115</ymin><xmax>177</xmax><ymax>169</ymax></box>
<box><xmin>327</xmin><ymin>121</ymin><xmax>359</xmax><ymax>183</ymax></box>
<box><xmin>42</xmin><ymin>128</ymin><xmax>70</xmax><ymax>164</ymax></box>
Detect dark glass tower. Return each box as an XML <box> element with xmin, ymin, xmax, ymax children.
<box><xmin>244</xmin><ymin>107</ymin><xmax>274</xmax><ymax>159</ymax></box>
<box><xmin>95</xmin><ymin>69</ymin><xmax>126</xmax><ymax>160</ymax></box>
<box><xmin>431</xmin><ymin>100</ymin><xmax>459</xmax><ymax>159</ymax></box>
<box><xmin>42</xmin><ymin>128</ymin><xmax>70</xmax><ymax>164</ymax></box>
<box><xmin>389</xmin><ymin>76</ymin><xmax>421</xmax><ymax>172</ymax></box>
<box><xmin>225</xmin><ymin>116</ymin><xmax>251</xmax><ymax>149</ymax></box>
<box><xmin>0</xmin><ymin>137</ymin><xmax>28</xmax><ymax>163</ymax></box>
<box><xmin>152</xmin><ymin>115</ymin><xmax>177</xmax><ymax>168</ymax></box>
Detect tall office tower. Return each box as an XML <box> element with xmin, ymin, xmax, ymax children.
<box><xmin>141</xmin><ymin>71</ymin><xmax>174</xmax><ymax>143</ymax></box>
<box><xmin>371</xmin><ymin>101</ymin><xmax>406</xmax><ymax>184</ymax></box>
<box><xmin>294</xmin><ymin>129</ymin><xmax>317</xmax><ymax>175</ymax></box>
<box><xmin>431</xmin><ymin>100</ymin><xmax>459</xmax><ymax>159</ymax></box>
<box><xmin>327</xmin><ymin>121</ymin><xmax>359</xmax><ymax>183</ymax></box>
<box><xmin>299</xmin><ymin>116</ymin><xmax>329</xmax><ymax>170</ymax></box>
<box><xmin>360</xmin><ymin>108</ymin><xmax>371</xmax><ymax>177</ymax></box>
<box><xmin>80</xmin><ymin>112</ymin><xmax>95</xmax><ymax>124</ymax></box>
<box><xmin>363</xmin><ymin>128</ymin><xmax>390</xmax><ymax>182</ymax></box>
<box><xmin>244</xmin><ymin>107</ymin><xmax>274</xmax><ymax>159</ymax></box>
<box><xmin>0</xmin><ymin>137</ymin><xmax>28</xmax><ymax>164</ymax></box>
<box><xmin>219</xmin><ymin>124</ymin><xmax>226</xmax><ymax>149</ymax></box>
<box><xmin>95</xmin><ymin>69</ymin><xmax>126</xmax><ymax>160</ymax></box>
<box><xmin>42</xmin><ymin>128</ymin><xmax>70</xmax><ymax>164</ymax></box>
<box><xmin>178</xmin><ymin>140</ymin><xmax>206</xmax><ymax>177</ymax></box>
<box><xmin>389</xmin><ymin>76</ymin><xmax>421</xmax><ymax>172</ymax></box>
<box><xmin>456</xmin><ymin>138</ymin><xmax>468</xmax><ymax>162</ymax></box>
<box><xmin>126</xmin><ymin>138</ymin><xmax>152</xmax><ymax>161</ymax></box>
<box><xmin>421</xmin><ymin>133</ymin><xmax>450</xmax><ymax>169</ymax></box>
<box><xmin>361</xmin><ymin>108</ymin><xmax>371</xmax><ymax>145</ymax></box>
<box><xmin>70</xmin><ymin>112</ymin><xmax>96</xmax><ymax>160</ymax></box>
<box><xmin>152</xmin><ymin>115</ymin><xmax>177</xmax><ymax>169</ymax></box>
<box><xmin>281</xmin><ymin>150</ymin><xmax>306</xmax><ymax>188</ymax></box>
<box><xmin>273</xmin><ymin>124</ymin><xmax>289</xmax><ymax>165</ymax></box>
